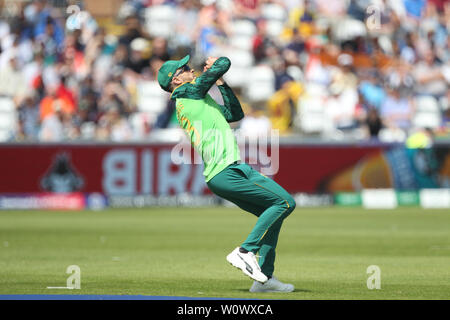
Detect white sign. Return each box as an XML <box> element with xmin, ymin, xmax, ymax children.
<box><xmin>362</xmin><ymin>189</ymin><xmax>398</xmax><ymax>209</ymax></box>
<box><xmin>420</xmin><ymin>189</ymin><xmax>450</xmax><ymax>208</ymax></box>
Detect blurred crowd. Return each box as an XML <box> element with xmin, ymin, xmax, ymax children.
<box><xmin>0</xmin><ymin>0</ymin><xmax>449</xmax><ymax>143</ymax></box>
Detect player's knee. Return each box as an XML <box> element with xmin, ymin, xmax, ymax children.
<box><xmin>274</xmin><ymin>194</ymin><xmax>296</xmax><ymax>219</ymax></box>
<box><xmin>284</xmin><ymin>195</ymin><xmax>296</xmax><ymax>214</ymax></box>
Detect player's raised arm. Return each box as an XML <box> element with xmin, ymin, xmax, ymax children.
<box><xmin>195</xmin><ymin>57</ymin><xmax>231</xmax><ymax>97</ymax></box>
<box><xmin>215</xmin><ymin>80</ymin><xmax>244</xmax><ymax>123</ymax></box>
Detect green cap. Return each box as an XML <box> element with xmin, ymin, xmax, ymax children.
<box><xmin>157</xmin><ymin>55</ymin><xmax>190</xmax><ymax>92</ymax></box>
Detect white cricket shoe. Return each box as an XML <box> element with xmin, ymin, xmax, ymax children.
<box><xmin>249</xmin><ymin>276</ymin><xmax>294</xmax><ymax>293</ymax></box>
<box><xmin>226</xmin><ymin>247</ymin><xmax>268</xmax><ymax>283</ymax></box>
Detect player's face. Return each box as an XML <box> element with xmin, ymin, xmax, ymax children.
<box><xmin>174</xmin><ymin>65</ymin><xmax>195</xmax><ymax>82</ymax></box>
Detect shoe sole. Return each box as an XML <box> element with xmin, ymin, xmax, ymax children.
<box><xmin>226</xmin><ymin>253</ymin><xmax>268</xmax><ymax>283</ymax></box>
<box><xmin>249</xmin><ymin>284</ymin><xmax>295</xmax><ymax>293</ymax></box>
<box><xmin>250</xmin><ymin>288</ymin><xmax>295</xmax><ymax>293</ymax></box>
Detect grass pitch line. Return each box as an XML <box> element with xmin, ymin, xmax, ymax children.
<box><xmin>46</xmin><ymin>287</ymin><xmax>75</xmax><ymax>289</ymax></box>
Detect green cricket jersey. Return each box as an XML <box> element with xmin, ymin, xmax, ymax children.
<box><xmin>170</xmin><ymin>57</ymin><xmax>244</xmax><ymax>182</ymax></box>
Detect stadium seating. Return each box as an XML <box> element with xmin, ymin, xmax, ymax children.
<box><xmin>0</xmin><ymin>97</ymin><xmax>15</xmax><ymax>142</ymax></box>
<box><xmin>296</xmin><ymin>97</ymin><xmax>328</xmax><ymax>134</ymax></box>
<box><xmin>80</xmin><ymin>121</ymin><xmax>97</xmax><ymax>140</ymax></box>
<box><xmin>261</xmin><ymin>3</ymin><xmax>287</xmax><ymax>38</ymax></box>
<box><xmin>331</xmin><ymin>18</ymin><xmax>367</xmax><ymax>42</ymax></box>
<box><xmin>230</xmin><ymin>19</ymin><xmax>257</xmax><ymax>37</ymax></box>
<box><xmin>129</xmin><ymin>111</ymin><xmax>156</xmax><ymax>140</ymax></box>
<box><xmin>229</xmin><ymin>35</ymin><xmax>254</xmax><ymax>51</ymax></box>
<box><xmin>378</xmin><ymin>127</ymin><xmax>408</xmax><ymax>142</ymax></box>
<box><xmin>223</xmin><ymin>66</ymin><xmax>249</xmax><ymax>88</ymax></box>
<box><xmin>412</xmin><ymin>95</ymin><xmax>442</xmax><ymax>129</ymax></box>
<box><xmin>244</xmin><ymin>65</ymin><xmax>275</xmax><ymax>102</ymax></box>
<box><xmin>224</xmin><ymin>48</ymin><xmax>254</xmax><ymax>68</ymax></box>
<box><xmin>265</xmin><ymin>20</ymin><xmax>285</xmax><ymax>38</ymax></box>
<box><xmin>261</xmin><ymin>3</ymin><xmax>287</xmax><ymax>21</ymax></box>
<box><xmin>295</xmin><ymin>84</ymin><xmax>330</xmax><ymax>134</ymax></box>
<box><xmin>144</xmin><ymin>5</ymin><xmax>175</xmax><ymax>38</ymax></box>
<box><xmin>136</xmin><ymin>81</ymin><xmax>169</xmax><ymax>114</ymax></box>
<box><xmin>223</xmin><ymin>49</ymin><xmax>254</xmax><ymax>88</ymax></box>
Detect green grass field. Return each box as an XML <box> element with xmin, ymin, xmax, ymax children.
<box><xmin>0</xmin><ymin>206</ymin><xmax>449</xmax><ymax>300</ymax></box>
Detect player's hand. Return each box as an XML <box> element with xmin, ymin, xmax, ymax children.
<box><xmin>216</xmin><ymin>77</ymin><xmax>225</xmax><ymax>86</ymax></box>
<box><xmin>203</xmin><ymin>57</ymin><xmax>218</xmax><ymax>72</ymax></box>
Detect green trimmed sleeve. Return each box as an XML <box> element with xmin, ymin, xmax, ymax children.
<box><xmin>217</xmin><ymin>82</ymin><xmax>244</xmax><ymax>123</ymax></box>
<box><xmin>194</xmin><ymin>57</ymin><xmax>231</xmax><ymax>97</ymax></box>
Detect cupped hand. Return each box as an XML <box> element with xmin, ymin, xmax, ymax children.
<box><xmin>204</xmin><ymin>57</ymin><xmax>218</xmax><ymax>71</ymax></box>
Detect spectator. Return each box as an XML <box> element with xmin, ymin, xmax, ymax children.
<box><xmin>109</xmin><ymin>105</ymin><xmax>133</xmax><ymax>141</ymax></box>
<box><xmin>8</xmin><ymin>1</ymin><xmax>34</xmax><ymax>42</ymax></box>
<box><xmin>57</xmin><ymin>75</ymin><xmax>77</xmax><ymax>111</ymax></box>
<box><xmin>173</xmin><ymin>0</ymin><xmax>199</xmax><ymax>49</ymax></box>
<box><xmin>0</xmin><ymin>55</ymin><xmax>28</xmax><ymax>104</ymax></box>
<box><xmin>232</xmin><ymin>0</ymin><xmax>261</xmax><ymax>21</ymax></box>
<box><xmin>379</xmin><ymin>85</ymin><xmax>414</xmax><ymax>133</ymax></box>
<box><xmin>413</xmin><ymin>49</ymin><xmax>447</xmax><ymax>98</ymax></box>
<box><xmin>364</xmin><ymin>107</ymin><xmax>383</xmax><ymax>140</ymax></box>
<box><xmin>125</xmin><ymin>37</ymin><xmax>151</xmax><ymax>75</ymax></box>
<box><xmin>272</xmin><ymin>57</ymin><xmax>293</xmax><ymax>91</ymax></box>
<box><xmin>400</xmin><ymin>32</ymin><xmax>418</xmax><ymax>64</ymax></box>
<box><xmin>252</xmin><ymin>18</ymin><xmax>277</xmax><ymax>64</ymax></box>
<box><xmin>315</xmin><ymin>0</ymin><xmax>347</xmax><ymax>17</ymax></box>
<box><xmin>359</xmin><ymin>74</ymin><xmax>387</xmax><ymax>110</ymax></box>
<box><xmin>148</xmin><ymin>36</ymin><xmax>170</xmax><ymax>62</ymax></box>
<box><xmin>17</xmin><ymin>93</ymin><xmax>41</xmax><ymax>140</ymax></box>
<box><xmin>303</xmin><ymin>37</ymin><xmax>332</xmax><ymax>86</ymax></box>
<box><xmin>60</xmin><ymin>37</ymin><xmax>88</xmax><ymax>80</ymax></box>
<box><xmin>22</xmin><ymin>51</ymin><xmax>44</xmax><ymax>91</ymax></box>
<box><xmin>285</xmin><ymin>27</ymin><xmax>305</xmax><ymax>55</ymax></box>
<box><xmin>427</xmin><ymin>0</ymin><xmax>449</xmax><ymax>13</ymax></box>
<box><xmin>39</xmin><ymin>101</ymin><xmax>66</xmax><ymax>141</ymax></box>
<box><xmin>267</xmin><ymin>79</ymin><xmax>302</xmax><ymax>134</ymax></box>
<box><xmin>39</xmin><ymin>84</ymin><xmax>75</xmax><ymax>121</ymax></box>
<box><xmin>196</xmin><ymin>3</ymin><xmax>229</xmax><ymax>58</ymax></box>
<box><xmin>78</xmin><ymin>89</ymin><xmax>99</xmax><ymax>124</ymax></box>
<box><xmin>118</xmin><ymin>14</ymin><xmax>149</xmax><ymax>50</ymax></box>
<box><xmin>146</xmin><ymin>57</ymin><xmax>165</xmax><ymax>81</ymax></box>
<box><xmin>98</xmin><ymin>79</ymin><xmax>132</xmax><ymax>117</ymax></box>
<box><xmin>325</xmin><ymin>82</ymin><xmax>359</xmax><ymax>131</ymax></box>
<box><xmin>335</xmin><ymin>53</ymin><xmax>358</xmax><ymax>89</ymax></box>
<box><xmin>92</xmin><ymin>43</ymin><xmax>127</xmax><ymax>88</ymax></box>
<box><xmin>33</xmin><ymin>0</ymin><xmax>65</xmax><ymax>51</ymax></box>
<box><xmin>97</xmin><ymin>105</ymin><xmax>133</xmax><ymax>141</ymax></box>
<box><xmin>406</xmin><ymin>127</ymin><xmax>434</xmax><ymax>148</ymax></box>
<box><xmin>403</xmin><ymin>0</ymin><xmax>427</xmax><ymax>19</ymax></box>
<box><xmin>154</xmin><ymin>99</ymin><xmax>176</xmax><ymax>129</ymax></box>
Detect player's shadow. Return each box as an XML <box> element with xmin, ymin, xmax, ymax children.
<box><xmin>237</xmin><ymin>288</ymin><xmax>311</xmax><ymax>293</ymax></box>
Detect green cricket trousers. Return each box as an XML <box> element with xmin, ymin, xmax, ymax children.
<box><xmin>207</xmin><ymin>162</ymin><xmax>296</xmax><ymax>278</ymax></box>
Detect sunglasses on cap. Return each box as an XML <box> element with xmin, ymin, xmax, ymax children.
<box><xmin>174</xmin><ymin>65</ymin><xmax>191</xmax><ymax>77</ymax></box>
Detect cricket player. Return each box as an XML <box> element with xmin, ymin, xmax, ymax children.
<box><xmin>157</xmin><ymin>55</ymin><xmax>296</xmax><ymax>292</ymax></box>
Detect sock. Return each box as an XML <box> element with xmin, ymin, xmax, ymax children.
<box><xmin>239</xmin><ymin>247</ymin><xmax>249</xmax><ymax>254</ymax></box>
